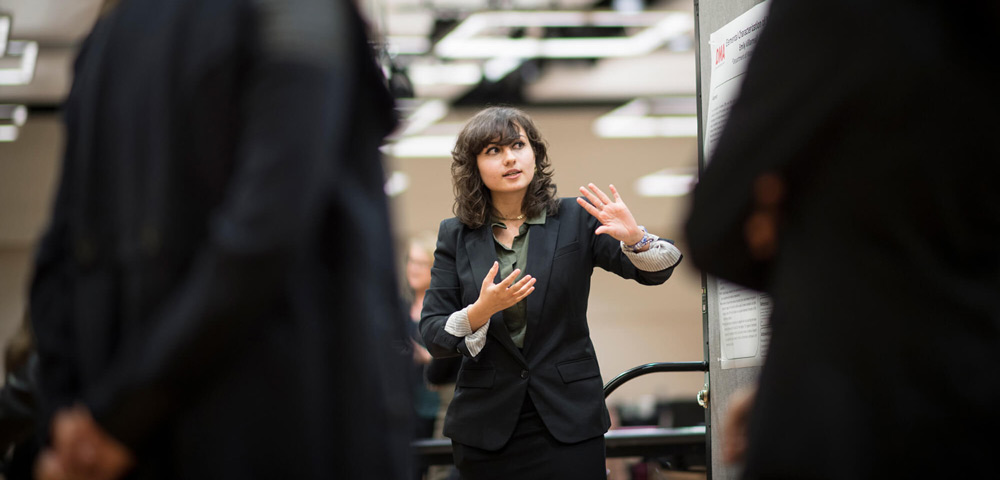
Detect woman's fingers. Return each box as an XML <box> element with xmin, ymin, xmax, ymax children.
<box><xmin>510</xmin><ymin>277</ymin><xmax>536</xmax><ymax>303</ymax></box>
<box><xmin>576</xmin><ymin>196</ymin><xmax>602</xmax><ymax>219</ymax></box>
<box><xmin>515</xmin><ymin>286</ymin><xmax>535</xmax><ymax>302</ymax></box>
<box><xmin>578</xmin><ymin>185</ymin><xmax>603</xmax><ymax>209</ymax></box>
<box><xmin>609</xmin><ymin>184</ymin><xmax>623</xmax><ymax>203</ymax></box>
<box><xmin>588</xmin><ymin>183</ymin><xmax>613</xmax><ymax>205</ymax></box>
<box><xmin>500</xmin><ymin>268</ymin><xmax>522</xmax><ymax>288</ymax></box>
<box><xmin>502</xmin><ymin>274</ymin><xmax>535</xmax><ymax>307</ymax></box>
<box><xmin>481</xmin><ymin>261</ymin><xmax>499</xmax><ymax>290</ymax></box>
<box><xmin>511</xmin><ymin>275</ymin><xmax>536</xmax><ymax>291</ymax></box>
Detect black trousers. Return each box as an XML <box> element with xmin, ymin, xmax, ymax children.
<box><xmin>452</xmin><ymin>395</ymin><xmax>606</xmax><ymax>480</ymax></box>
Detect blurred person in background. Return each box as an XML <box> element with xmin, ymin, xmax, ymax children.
<box><xmin>28</xmin><ymin>0</ymin><xmax>412</xmax><ymax>479</ymax></box>
<box><xmin>404</xmin><ymin>233</ymin><xmax>441</xmax><ymax>480</ymax></box>
<box><xmin>686</xmin><ymin>0</ymin><xmax>1000</xmax><ymax>478</ymax></box>
<box><xmin>420</xmin><ymin>106</ymin><xmax>683</xmax><ymax>479</ymax></box>
<box><xmin>409</xmin><ymin>232</ymin><xmax>462</xmax><ymax>480</ymax></box>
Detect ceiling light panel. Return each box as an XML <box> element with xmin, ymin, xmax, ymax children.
<box><xmin>0</xmin><ymin>104</ymin><xmax>27</xmax><ymax>126</ymax></box>
<box><xmin>0</xmin><ymin>40</ymin><xmax>38</xmax><ymax>85</ymax></box>
<box><xmin>0</xmin><ymin>14</ymin><xmax>11</xmax><ymax>57</ymax></box>
<box><xmin>594</xmin><ymin>97</ymin><xmax>697</xmax><ymax>138</ymax></box>
<box><xmin>0</xmin><ymin>124</ymin><xmax>18</xmax><ymax>141</ymax></box>
<box><xmin>634</xmin><ymin>168</ymin><xmax>696</xmax><ymax>197</ymax></box>
<box><xmin>382</xmin><ymin>135</ymin><xmax>457</xmax><ymax>158</ymax></box>
<box><xmin>0</xmin><ymin>103</ymin><xmax>26</xmax><ymax>142</ymax></box>
<box><xmin>435</xmin><ymin>11</ymin><xmax>693</xmax><ymax>59</ymax></box>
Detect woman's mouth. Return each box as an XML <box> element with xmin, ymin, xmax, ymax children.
<box><xmin>503</xmin><ymin>169</ymin><xmax>522</xmax><ymax>178</ymax></box>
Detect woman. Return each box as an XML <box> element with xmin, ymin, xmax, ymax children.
<box><xmin>419</xmin><ymin>106</ymin><xmax>682</xmax><ymax>479</ymax></box>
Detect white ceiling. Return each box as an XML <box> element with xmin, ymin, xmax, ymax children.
<box><xmin>0</xmin><ymin>0</ymin><xmax>697</xmax><ymax>106</ymax></box>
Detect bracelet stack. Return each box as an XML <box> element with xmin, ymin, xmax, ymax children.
<box><xmin>626</xmin><ymin>226</ymin><xmax>655</xmax><ymax>253</ymax></box>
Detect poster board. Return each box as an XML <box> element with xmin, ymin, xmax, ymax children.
<box><xmin>693</xmin><ymin>0</ymin><xmax>770</xmax><ymax>478</ymax></box>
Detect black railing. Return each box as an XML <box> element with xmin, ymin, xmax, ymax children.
<box><xmin>603</xmin><ymin>361</ymin><xmax>708</xmax><ymax>398</ymax></box>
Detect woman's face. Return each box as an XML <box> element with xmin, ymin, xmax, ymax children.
<box><xmin>406</xmin><ymin>243</ymin><xmax>433</xmax><ymax>292</ymax></box>
<box><xmin>475</xmin><ymin>124</ymin><xmax>536</xmax><ymax>197</ymax></box>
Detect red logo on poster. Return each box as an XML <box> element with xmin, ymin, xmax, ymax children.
<box><xmin>715</xmin><ymin>43</ymin><xmax>725</xmax><ymax>65</ymax></box>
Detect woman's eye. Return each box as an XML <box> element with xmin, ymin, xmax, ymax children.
<box><xmin>513</xmin><ymin>141</ymin><xmax>525</xmax><ymax>149</ymax></box>
<box><xmin>485</xmin><ymin>146</ymin><xmax>499</xmax><ymax>155</ymax></box>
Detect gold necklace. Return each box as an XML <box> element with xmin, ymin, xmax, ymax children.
<box><xmin>497</xmin><ymin>213</ymin><xmax>526</xmax><ymax>221</ymax></box>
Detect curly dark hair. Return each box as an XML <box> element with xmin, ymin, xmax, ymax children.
<box><xmin>451</xmin><ymin>106</ymin><xmax>559</xmax><ymax>228</ymax></box>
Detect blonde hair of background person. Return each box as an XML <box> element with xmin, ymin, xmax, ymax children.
<box><xmin>406</xmin><ymin>232</ymin><xmax>439</xmax><ymax>325</ymax></box>
<box><xmin>408</xmin><ymin>232</ymin><xmax>460</xmax><ymax>480</ymax></box>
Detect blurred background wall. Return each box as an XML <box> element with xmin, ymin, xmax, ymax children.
<box><xmin>0</xmin><ymin>0</ymin><xmax>704</xmax><ymax>415</ymax></box>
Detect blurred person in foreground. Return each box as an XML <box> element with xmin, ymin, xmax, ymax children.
<box><xmin>28</xmin><ymin>0</ymin><xmax>412</xmax><ymax>478</ymax></box>
<box><xmin>686</xmin><ymin>1</ymin><xmax>1000</xmax><ymax>478</ymax></box>
<box><xmin>0</xmin><ymin>313</ymin><xmax>41</xmax><ymax>480</ymax></box>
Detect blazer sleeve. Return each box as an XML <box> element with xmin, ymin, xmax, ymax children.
<box><xmin>425</xmin><ymin>356</ymin><xmax>461</xmax><ymax>386</ymax></box>
<box><xmin>82</xmin><ymin>0</ymin><xmax>365</xmax><ymax>450</ymax></box>
<box><xmin>419</xmin><ymin>219</ymin><xmax>473</xmax><ymax>359</ymax></box>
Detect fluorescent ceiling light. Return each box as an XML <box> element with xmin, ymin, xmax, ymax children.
<box><xmin>408</xmin><ymin>62</ymin><xmax>482</xmax><ymax>86</ymax></box>
<box><xmin>394</xmin><ymin>99</ymin><xmax>449</xmax><ymax>138</ymax></box>
<box><xmin>595</xmin><ymin>115</ymin><xmax>696</xmax><ymax>138</ymax></box>
<box><xmin>0</xmin><ymin>104</ymin><xmax>28</xmax><ymax>126</ymax></box>
<box><xmin>0</xmin><ymin>125</ymin><xmax>18</xmax><ymax>142</ymax></box>
<box><xmin>594</xmin><ymin>97</ymin><xmax>697</xmax><ymax>138</ymax></box>
<box><xmin>0</xmin><ymin>15</ymin><xmax>10</xmax><ymax>57</ymax></box>
<box><xmin>383</xmin><ymin>135</ymin><xmax>457</xmax><ymax>158</ymax></box>
<box><xmin>0</xmin><ymin>40</ymin><xmax>38</xmax><ymax>85</ymax></box>
<box><xmin>483</xmin><ymin>57</ymin><xmax>524</xmax><ymax>82</ymax></box>
<box><xmin>635</xmin><ymin>168</ymin><xmax>695</xmax><ymax>197</ymax></box>
<box><xmin>435</xmin><ymin>11</ymin><xmax>692</xmax><ymax>59</ymax></box>
<box><xmin>0</xmin><ymin>104</ymin><xmax>27</xmax><ymax>142</ymax></box>
<box><xmin>384</xmin><ymin>171</ymin><xmax>410</xmax><ymax>197</ymax></box>
<box><xmin>387</xmin><ymin>36</ymin><xmax>431</xmax><ymax>55</ymax></box>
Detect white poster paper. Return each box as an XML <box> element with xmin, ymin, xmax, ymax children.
<box><xmin>704</xmin><ymin>0</ymin><xmax>771</xmax><ymax>163</ymax></box>
<box><xmin>717</xmin><ymin>280</ymin><xmax>771</xmax><ymax>369</ymax></box>
<box><xmin>704</xmin><ymin>1</ymin><xmax>773</xmax><ymax>369</ymax></box>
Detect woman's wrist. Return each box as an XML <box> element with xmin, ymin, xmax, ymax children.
<box><xmin>467</xmin><ymin>301</ymin><xmax>490</xmax><ymax>330</ymax></box>
<box><xmin>625</xmin><ymin>226</ymin><xmax>654</xmax><ymax>252</ymax></box>
<box><xmin>625</xmin><ymin>227</ymin><xmax>645</xmax><ymax>246</ymax></box>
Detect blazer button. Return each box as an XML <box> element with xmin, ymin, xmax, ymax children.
<box><xmin>520</xmin><ymin>369</ymin><xmax>528</xmax><ymax>379</ymax></box>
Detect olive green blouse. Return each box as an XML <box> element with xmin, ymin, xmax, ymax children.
<box><xmin>490</xmin><ymin>211</ymin><xmax>546</xmax><ymax>348</ymax></box>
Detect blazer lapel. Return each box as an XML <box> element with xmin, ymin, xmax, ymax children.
<box><xmin>465</xmin><ymin>224</ymin><xmax>527</xmax><ymax>366</ymax></box>
<box><xmin>522</xmin><ymin>213</ymin><xmax>559</xmax><ymax>354</ymax></box>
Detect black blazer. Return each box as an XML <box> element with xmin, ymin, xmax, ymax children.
<box><xmin>420</xmin><ymin>198</ymin><xmax>680</xmax><ymax>450</ymax></box>
<box><xmin>28</xmin><ymin>0</ymin><xmax>412</xmax><ymax>478</ymax></box>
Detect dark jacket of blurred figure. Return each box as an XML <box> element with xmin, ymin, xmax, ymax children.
<box><xmin>687</xmin><ymin>0</ymin><xmax>1000</xmax><ymax>478</ymax></box>
<box><xmin>29</xmin><ymin>0</ymin><xmax>412</xmax><ymax>478</ymax></box>
<box><xmin>0</xmin><ymin>317</ymin><xmax>40</xmax><ymax>480</ymax></box>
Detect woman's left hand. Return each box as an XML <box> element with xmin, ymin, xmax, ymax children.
<box><xmin>577</xmin><ymin>183</ymin><xmax>644</xmax><ymax>245</ymax></box>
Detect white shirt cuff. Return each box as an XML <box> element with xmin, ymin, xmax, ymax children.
<box><xmin>621</xmin><ymin>234</ymin><xmax>682</xmax><ymax>271</ymax></box>
<box><xmin>444</xmin><ymin>306</ymin><xmax>489</xmax><ymax>357</ymax></box>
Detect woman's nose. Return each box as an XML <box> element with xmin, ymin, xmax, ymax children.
<box><xmin>503</xmin><ymin>147</ymin><xmax>516</xmax><ymax>163</ymax></box>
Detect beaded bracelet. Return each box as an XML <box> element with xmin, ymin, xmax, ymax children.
<box><xmin>626</xmin><ymin>225</ymin><xmax>655</xmax><ymax>253</ymax></box>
